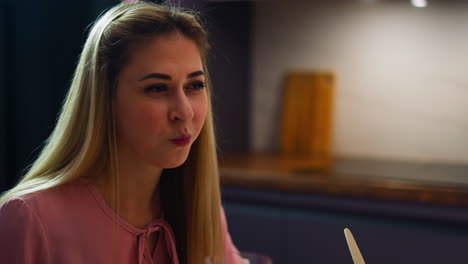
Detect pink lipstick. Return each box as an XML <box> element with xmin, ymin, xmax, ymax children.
<box><xmin>170</xmin><ymin>135</ymin><xmax>191</xmax><ymax>146</ymax></box>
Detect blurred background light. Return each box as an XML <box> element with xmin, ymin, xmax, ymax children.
<box><xmin>411</xmin><ymin>0</ymin><xmax>428</xmax><ymax>8</ymax></box>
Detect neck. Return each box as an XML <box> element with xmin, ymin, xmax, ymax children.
<box><xmin>93</xmin><ymin>154</ymin><xmax>164</xmax><ymax>228</ymax></box>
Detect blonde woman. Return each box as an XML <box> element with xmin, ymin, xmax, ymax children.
<box><xmin>0</xmin><ymin>1</ymin><xmax>248</xmax><ymax>264</ymax></box>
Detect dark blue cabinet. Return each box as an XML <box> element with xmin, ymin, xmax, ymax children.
<box><xmin>223</xmin><ymin>186</ymin><xmax>468</xmax><ymax>264</ymax></box>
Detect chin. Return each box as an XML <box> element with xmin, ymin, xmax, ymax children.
<box><xmin>164</xmin><ymin>163</ymin><xmax>185</xmax><ymax>169</ymax></box>
<box><xmin>160</xmin><ymin>157</ymin><xmax>189</xmax><ymax>169</ymax></box>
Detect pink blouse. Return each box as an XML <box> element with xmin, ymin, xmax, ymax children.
<box><xmin>0</xmin><ymin>178</ymin><xmax>248</xmax><ymax>264</ymax></box>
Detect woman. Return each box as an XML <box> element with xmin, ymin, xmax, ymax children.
<box><xmin>0</xmin><ymin>1</ymin><xmax>247</xmax><ymax>264</ymax></box>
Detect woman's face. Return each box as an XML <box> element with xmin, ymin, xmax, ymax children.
<box><xmin>114</xmin><ymin>32</ymin><xmax>208</xmax><ymax>169</ymax></box>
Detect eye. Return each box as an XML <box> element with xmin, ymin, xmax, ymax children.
<box><xmin>186</xmin><ymin>81</ymin><xmax>206</xmax><ymax>90</ymax></box>
<box><xmin>144</xmin><ymin>84</ymin><xmax>167</xmax><ymax>93</ymax></box>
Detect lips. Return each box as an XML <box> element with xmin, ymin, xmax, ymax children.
<box><xmin>170</xmin><ymin>134</ymin><xmax>191</xmax><ymax>146</ymax></box>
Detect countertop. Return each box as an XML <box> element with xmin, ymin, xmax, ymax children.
<box><xmin>219</xmin><ymin>153</ymin><xmax>468</xmax><ymax>207</ymax></box>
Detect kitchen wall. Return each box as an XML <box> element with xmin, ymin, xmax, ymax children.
<box><xmin>252</xmin><ymin>0</ymin><xmax>468</xmax><ymax>163</ymax></box>
<box><xmin>204</xmin><ymin>2</ymin><xmax>252</xmax><ymax>154</ymax></box>
<box><xmin>0</xmin><ymin>0</ymin><xmax>95</xmax><ymax>189</ymax></box>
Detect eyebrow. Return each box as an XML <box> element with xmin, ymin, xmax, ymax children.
<box><xmin>138</xmin><ymin>71</ymin><xmax>204</xmax><ymax>81</ymax></box>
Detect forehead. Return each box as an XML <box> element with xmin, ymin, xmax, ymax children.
<box><xmin>123</xmin><ymin>32</ymin><xmax>203</xmax><ymax>78</ymax></box>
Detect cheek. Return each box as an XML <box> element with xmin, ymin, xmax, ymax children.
<box><xmin>194</xmin><ymin>95</ymin><xmax>208</xmax><ymax>126</ymax></box>
<box><xmin>115</xmin><ymin>96</ymin><xmax>166</xmax><ymax>138</ymax></box>
<box><xmin>139</xmin><ymin>104</ymin><xmax>166</xmax><ymax>128</ymax></box>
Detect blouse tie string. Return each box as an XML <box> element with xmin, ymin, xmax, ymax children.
<box><xmin>137</xmin><ymin>219</ymin><xmax>179</xmax><ymax>264</ymax></box>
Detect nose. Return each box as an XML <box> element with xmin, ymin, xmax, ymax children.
<box><xmin>169</xmin><ymin>91</ymin><xmax>194</xmax><ymax>121</ymax></box>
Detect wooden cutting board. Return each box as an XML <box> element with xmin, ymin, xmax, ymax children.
<box><xmin>280</xmin><ymin>71</ymin><xmax>335</xmax><ymax>168</ymax></box>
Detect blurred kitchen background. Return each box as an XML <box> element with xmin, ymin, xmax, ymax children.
<box><xmin>1</xmin><ymin>0</ymin><xmax>468</xmax><ymax>263</ymax></box>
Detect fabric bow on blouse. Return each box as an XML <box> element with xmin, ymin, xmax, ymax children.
<box><xmin>136</xmin><ymin>219</ymin><xmax>179</xmax><ymax>264</ymax></box>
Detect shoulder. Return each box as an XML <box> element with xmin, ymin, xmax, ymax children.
<box><xmin>0</xmin><ymin>178</ymin><xmax>92</xmax><ymax>223</ymax></box>
<box><xmin>0</xmin><ymin>197</ymin><xmax>51</xmax><ymax>263</ymax></box>
<box><xmin>0</xmin><ymin>197</ymin><xmax>35</xmax><ymax>221</ymax></box>
<box><xmin>0</xmin><ymin>191</ymin><xmax>50</xmax><ymax>229</ymax></box>
<box><xmin>0</xmin><ymin>196</ymin><xmax>47</xmax><ymax>239</ymax></box>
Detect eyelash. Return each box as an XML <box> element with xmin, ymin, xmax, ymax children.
<box><xmin>144</xmin><ymin>81</ymin><xmax>206</xmax><ymax>93</ymax></box>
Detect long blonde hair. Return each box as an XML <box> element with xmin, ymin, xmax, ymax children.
<box><xmin>0</xmin><ymin>2</ymin><xmax>224</xmax><ymax>263</ymax></box>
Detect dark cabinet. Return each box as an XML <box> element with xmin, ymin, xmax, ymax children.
<box><xmin>223</xmin><ymin>186</ymin><xmax>468</xmax><ymax>264</ymax></box>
